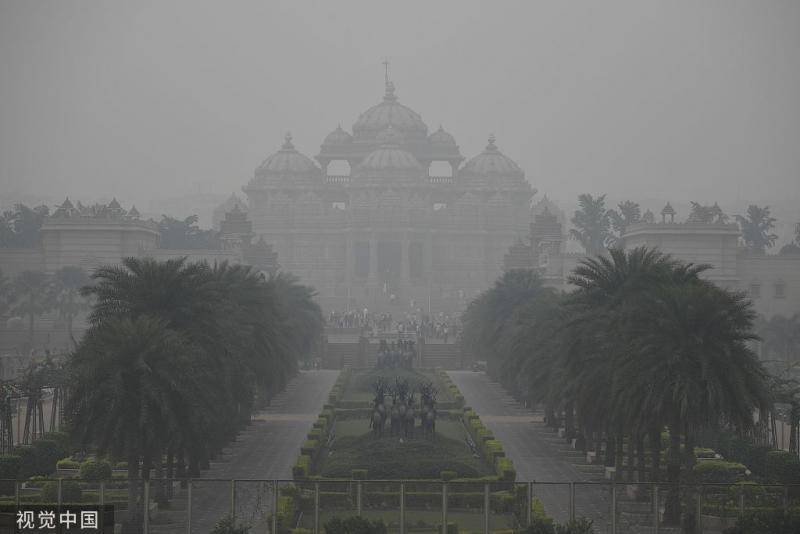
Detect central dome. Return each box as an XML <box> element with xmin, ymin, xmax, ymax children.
<box><xmin>352</xmin><ymin>82</ymin><xmax>428</xmax><ymax>142</ymax></box>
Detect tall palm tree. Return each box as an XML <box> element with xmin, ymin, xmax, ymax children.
<box><xmin>569</xmin><ymin>194</ymin><xmax>612</xmax><ymax>255</ymax></box>
<box><xmin>628</xmin><ymin>281</ymin><xmax>770</xmax><ymax>524</ymax></box>
<box><xmin>607</xmin><ymin>200</ymin><xmax>642</xmax><ymax>246</ymax></box>
<box><xmin>11</xmin><ymin>270</ymin><xmax>53</xmax><ymax>349</ymax></box>
<box><xmin>53</xmin><ymin>266</ymin><xmax>89</xmax><ymax>344</ymax></box>
<box><xmin>68</xmin><ymin>315</ymin><xmax>203</xmax><ymax>533</ymax></box>
<box><xmin>735</xmin><ymin>204</ymin><xmax>778</xmax><ymax>254</ymax></box>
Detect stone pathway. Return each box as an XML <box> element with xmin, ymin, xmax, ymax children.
<box><xmin>149</xmin><ymin>370</ymin><xmax>339</xmax><ymax>534</ymax></box>
<box><xmin>448</xmin><ymin>371</ymin><xmax>615</xmax><ymax>531</ymax></box>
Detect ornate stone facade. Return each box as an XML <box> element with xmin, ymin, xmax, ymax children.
<box><xmin>243</xmin><ymin>81</ymin><xmax>535</xmax><ymax>313</ymax></box>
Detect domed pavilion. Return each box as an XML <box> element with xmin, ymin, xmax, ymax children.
<box><xmin>243</xmin><ymin>77</ymin><xmax>535</xmax><ymax>313</ymax></box>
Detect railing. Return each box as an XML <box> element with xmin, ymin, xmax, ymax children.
<box><xmin>2</xmin><ymin>478</ymin><xmax>797</xmax><ymax>534</ymax></box>
<box><xmin>325</xmin><ymin>175</ymin><xmax>351</xmax><ymax>184</ymax></box>
<box><xmin>429</xmin><ymin>175</ymin><xmax>454</xmax><ymax>184</ymax></box>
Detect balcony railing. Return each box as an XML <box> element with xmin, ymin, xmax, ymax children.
<box><xmin>326</xmin><ymin>175</ymin><xmax>351</xmax><ymax>184</ymax></box>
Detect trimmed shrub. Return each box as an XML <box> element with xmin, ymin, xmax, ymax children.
<box><xmin>31</xmin><ymin>440</ymin><xmax>60</xmax><ymax>476</ymax></box>
<box><xmin>41</xmin><ymin>480</ymin><xmax>82</xmax><ymax>503</ymax></box>
<box><xmin>301</xmin><ymin>440</ymin><xmax>319</xmax><ymax>458</ymax></box>
<box><xmin>12</xmin><ymin>446</ymin><xmax>39</xmax><ymax>479</ymax></box>
<box><xmin>293</xmin><ymin>455</ymin><xmax>311</xmax><ymax>479</ymax></box>
<box><xmin>42</xmin><ymin>432</ymin><xmax>70</xmax><ymax>458</ymax></box>
<box><xmin>555</xmin><ymin>518</ymin><xmax>594</xmax><ymax>534</ymax></box>
<box><xmin>56</xmin><ymin>458</ymin><xmax>80</xmax><ymax>470</ymax></box>
<box><xmin>351</xmin><ymin>469</ymin><xmax>367</xmax><ymax>480</ymax></box>
<box><xmin>324</xmin><ymin>516</ymin><xmax>387</xmax><ymax>534</ymax></box>
<box><xmin>79</xmin><ymin>459</ymin><xmax>112</xmax><ymax>481</ymax></box>
<box><xmin>693</xmin><ymin>459</ymin><xmax>746</xmax><ymax>484</ymax></box>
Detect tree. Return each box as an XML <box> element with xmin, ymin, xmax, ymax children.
<box><xmin>628</xmin><ymin>281</ymin><xmax>770</xmax><ymax>523</ymax></box>
<box><xmin>157</xmin><ymin>215</ymin><xmax>221</xmax><ymax>249</ymax></box>
<box><xmin>569</xmin><ymin>194</ymin><xmax>612</xmax><ymax>255</ymax></box>
<box><xmin>0</xmin><ymin>204</ymin><xmax>49</xmax><ymax>248</ymax></box>
<box><xmin>607</xmin><ymin>200</ymin><xmax>641</xmax><ymax>246</ymax></box>
<box><xmin>735</xmin><ymin>205</ymin><xmax>777</xmax><ymax>254</ymax></box>
<box><xmin>68</xmin><ymin>316</ymin><xmax>202</xmax><ymax>531</ymax></box>
<box><xmin>779</xmin><ymin>222</ymin><xmax>800</xmax><ymax>255</ymax></box>
<box><xmin>759</xmin><ymin>314</ymin><xmax>800</xmax><ymax>372</ymax></box>
<box><xmin>11</xmin><ymin>271</ymin><xmax>53</xmax><ymax>349</ymax></box>
<box><xmin>53</xmin><ymin>266</ymin><xmax>89</xmax><ymax>344</ymax></box>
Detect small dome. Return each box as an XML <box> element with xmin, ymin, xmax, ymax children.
<box><xmin>352</xmin><ymin>82</ymin><xmax>428</xmax><ymax>141</ymax></box>
<box><xmin>429</xmin><ymin>125</ymin><xmax>456</xmax><ymax>146</ymax></box>
<box><xmin>255</xmin><ymin>133</ymin><xmax>319</xmax><ymax>178</ymax></box>
<box><xmin>323</xmin><ymin>124</ymin><xmax>353</xmax><ymax>145</ymax></box>
<box><xmin>462</xmin><ymin>134</ymin><xmax>523</xmax><ymax>176</ymax></box>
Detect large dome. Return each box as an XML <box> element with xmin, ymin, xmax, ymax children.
<box><xmin>461</xmin><ymin>134</ymin><xmax>523</xmax><ymax>177</ymax></box>
<box><xmin>352</xmin><ymin>82</ymin><xmax>428</xmax><ymax>141</ymax></box>
<box><xmin>254</xmin><ymin>133</ymin><xmax>319</xmax><ymax>179</ymax></box>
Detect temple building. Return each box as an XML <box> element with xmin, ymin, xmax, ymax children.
<box><xmin>243</xmin><ymin>79</ymin><xmax>535</xmax><ymax>312</ymax></box>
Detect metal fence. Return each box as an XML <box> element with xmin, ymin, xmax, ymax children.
<box><xmin>0</xmin><ymin>479</ymin><xmax>797</xmax><ymax>534</ymax></box>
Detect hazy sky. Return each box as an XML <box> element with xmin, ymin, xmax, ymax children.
<box><xmin>1</xmin><ymin>1</ymin><xmax>799</xmax><ymax>215</ymax></box>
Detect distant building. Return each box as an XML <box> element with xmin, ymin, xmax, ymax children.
<box><xmin>243</xmin><ymin>78</ymin><xmax>535</xmax><ymax>313</ymax></box>
<box><xmin>504</xmin><ymin>201</ymin><xmax>800</xmax><ymax>319</ymax></box>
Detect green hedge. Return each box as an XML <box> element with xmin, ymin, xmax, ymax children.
<box><xmin>79</xmin><ymin>459</ymin><xmax>112</xmax><ymax>481</ymax></box>
<box><xmin>693</xmin><ymin>459</ymin><xmax>747</xmax><ymax>484</ymax></box>
<box><xmin>41</xmin><ymin>480</ymin><xmax>82</xmax><ymax>503</ymax></box>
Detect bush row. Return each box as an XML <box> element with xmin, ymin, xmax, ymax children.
<box><xmin>461</xmin><ymin>407</ymin><xmax>515</xmax><ymax>482</ymax></box>
<box><xmin>436</xmin><ymin>369</ymin><xmax>465</xmax><ymax>408</ymax></box>
<box><xmin>293</xmin><ymin>374</ymin><xmax>345</xmax><ymax>479</ymax></box>
<box><xmin>0</xmin><ymin>432</ymin><xmax>71</xmax><ymax>483</ymax></box>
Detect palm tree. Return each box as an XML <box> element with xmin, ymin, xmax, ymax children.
<box><xmin>569</xmin><ymin>194</ymin><xmax>612</xmax><ymax>255</ymax></box>
<box><xmin>11</xmin><ymin>270</ymin><xmax>53</xmax><ymax>349</ymax></box>
<box><xmin>735</xmin><ymin>204</ymin><xmax>778</xmax><ymax>254</ymax></box>
<box><xmin>628</xmin><ymin>281</ymin><xmax>770</xmax><ymax>524</ymax></box>
<box><xmin>607</xmin><ymin>200</ymin><xmax>642</xmax><ymax>246</ymax></box>
<box><xmin>68</xmin><ymin>315</ymin><xmax>203</xmax><ymax>532</ymax></box>
<box><xmin>53</xmin><ymin>266</ymin><xmax>89</xmax><ymax>344</ymax></box>
<box><xmin>760</xmin><ymin>314</ymin><xmax>800</xmax><ymax>370</ymax></box>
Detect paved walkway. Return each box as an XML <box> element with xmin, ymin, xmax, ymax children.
<box><xmin>150</xmin><ymin>370</ymin><xmax>339</xmax><ymax>534</ymax></box>
<box><xmin>448</xmin><ymin>371</ymin><xmax>614</xmax><ymax>530</ymax></box>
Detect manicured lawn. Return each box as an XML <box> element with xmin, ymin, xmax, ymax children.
<box><xmin>320</xmin><ymin>426</ymin><xmax>492</xmax><ymax>479</ymax></box>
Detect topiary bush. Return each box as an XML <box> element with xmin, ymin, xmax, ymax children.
<box><xmin>31</xmin><ymin>440</ymin><xmax>60</xmax><ymax>476</ymax></box>
<box><xmin>56</xmin><ymin>458</ymin><xmax>80</xmax><ymax>470</ymax></box>
<box><xmin>79</xmin><ymin>459</ymin><xmax>112</xmax><ymax>481</ymax></box>
<box><xmin>693</xmin><ymin>459</ymin><xmax>747</xmax><ymax>484</ymax></box>
<box><xmin>12</xmin><ymin>446</ymin><xmax>39</xmax><ymax>479</ymax></box>
<box><xmin>555</xmin><ymin>518</ymin><xmax>594</xmax><ymax>534</ymax></box>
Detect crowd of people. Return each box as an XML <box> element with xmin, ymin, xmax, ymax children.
<box><xmin>375</xmin><ymin>339</ymin><xmax>415</xmax><ymax>369</ymax></box>
<box><xmin>327</xmin><ymin>309</ymin><xmax>461</xmax><ymax>342</ymax></box>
